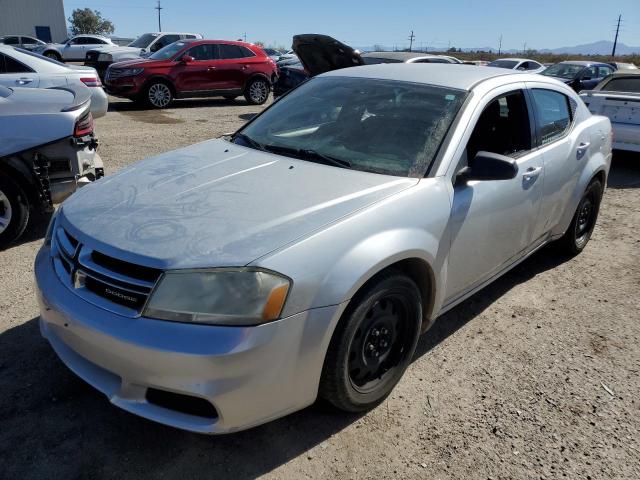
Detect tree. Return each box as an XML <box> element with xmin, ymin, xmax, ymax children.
<box><xmin>68</xmin><ymin>8</ymin><xmax>115</xmax><ymax>36</ymax></box>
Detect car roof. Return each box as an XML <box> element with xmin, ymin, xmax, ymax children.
<box><xmin>558</xmin><ymin>60</ymin><xmax>609</xmax><ymax>67</ymax></box>
<box><xmin>322</xmin><ymin>63</ymin><xmax>520</xmax><ymax>91</ymax></box>
<box><xmin>361</xmin><ymin>51</ymin><xmax>442</xmax><ymax>61</ymax></box>
<box><xmin>492</xmin><ymin>58</ymin><xmax>535</xmax><ymax>63</ymax></box>
<box><xmin>180</xmin><ymin>39</ymin><xmax>259</xmax><ymax>47</ymax></box>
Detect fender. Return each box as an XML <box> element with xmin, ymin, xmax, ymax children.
<box><xmin>553</xmin><ymin>148</ymin><xmax>610</xmax><ymax>238</ymax></box>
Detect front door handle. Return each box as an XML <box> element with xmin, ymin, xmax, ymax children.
<box><xmin>16</xmin><ymin>78</ymin><xmax>34</xmax><ymax>85</ymax></box>
<box><xmin>207</xmin><ymin>66</ymin><xmax>216</xmax><ymax>71</ymax></box>
<box><xmin>576</xmin><ymin>142</ymin><xmax>590</xmax><ymax>159</ymax></box>
<box><xmin>523</xmin><ymin>166</ymin><xmax>542</xmax><ymax>182</ymax></box>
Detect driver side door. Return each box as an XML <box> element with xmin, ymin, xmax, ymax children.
<box><xmin>445</xmin><ymin>86</ymin><xmax>545</xmax><ymax>304</ymax></box>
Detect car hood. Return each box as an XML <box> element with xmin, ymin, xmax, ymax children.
<box><xmin>291</xmin><ymin>34</ymin><xmax>364</xmax><ymax>77</ymax></box>
<box><xmin>110</xmin><ymin>57</ymin><xmax>165</xmax><ymax>69</ymax></box>
<box><xmin>61</xmin><ymin>139</ymin><xmax>417</xmax><ymax>269</ymax></box>
<box><xmin>89</xmin><ymin>45</ymin><xmax>142</xmax><ymax>56</ymax></box>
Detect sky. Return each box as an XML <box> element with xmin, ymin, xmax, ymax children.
<box><xmin>62</xmin><ymin>0</ymin><xmax>640</xmax><ymax>51</ymax></box>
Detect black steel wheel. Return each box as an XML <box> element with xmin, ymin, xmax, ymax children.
<box><xmin>559</xmin><ymin>179</ymin><xmax>603</xmax><ymax>255</ymax></box>
<box><xmin>319</xmin><ymin>272</ymin><xmax>422</xmax><ymax>412</ymax></box>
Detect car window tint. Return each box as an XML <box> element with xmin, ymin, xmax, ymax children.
<box><xmin>602</xmin><ymin>77</ymin><xmax>640</xmax><ymax>93</ymax></box>
<box><xmin>153</xmin><ymin>34</ymin><xmax>180</xmax><ymax>51</ymax></box>
<box><xmin>187</xmin><ymin>44</ymin><xmax>218</xmax><ymax>60</ymax></box>
<box><xmin>0</xmin><ymin>54</ymin><xmax>33</xmax><ymax>73</ymax></box>
<box><xmin>531</xmin><ymin>89</ymin><xmax>572</xmax><ymax>145</ymax></box>
<box><xmin>239</xmin><ymin>46</ymin><xmax>255</xmax><ymax>57</ymax></box>
<box><xmin>218</xmin><ymin>44</ymin><xmax>245</xmax><ymax>59</ymax></box>
<box><xmin>362</xmin><ymin>57</ymin><xmax>403</xmax><ymax>64</ymax></box>
<box><xmin>185</xmin><ymin>35</ymin><xmax>197</xmax><ymax>39</ymax></box>
<box><xmin>21</xmin><ymin>37</ymin><xmax>38</xmax><ymax>44</ymax></box>
<box><xmin>3</xmin><ymin>36</ymin><xmax>20</xmax><ymax>45</ymax></box>
<box><xmin>467</xmin><ymin>90</ymin><xmax>532</xmax><ymax>159</ymax></box>
<box><xmin>583</xmin><ymin>66</ymin><xmax>598</xmax><ymax>79</ymax></box>
<box><xmin>597</xmin><ymin>66</ymin><xmax>612</xmax><ymax>77</ymax></box>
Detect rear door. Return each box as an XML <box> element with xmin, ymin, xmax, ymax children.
<box><xmin>0</xmin><ymin>53</ymin><xmax>40</xmax><ymax>88</ymax></box>
<box><xmin>525</xmin><ymin>83</ymin><xmax>587</xmax><ymax>237</ymax></box>
<box><xmin>216</xmin><ymin>44</ymin><xmax>254</xmax><ymax>90</ymax></box>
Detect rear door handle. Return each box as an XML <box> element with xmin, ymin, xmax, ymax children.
<box><xmin>577</xmin><ymin>142</ymin><xmax>590</xmax><ymax>159</ymax></box>
<box><xmin>207</xmin><ymin>66</ymin><xmax>216</xmax><ymax>71</ymax></box>
<box><xmin>16</xmin><ymin>77</ymin><xmax>34</xmax><ymax>85</ymax></box>
<box><xmin>523</xmin><ymin>166</ymin><xmax>542</xmax><ymax>181</ymax></box>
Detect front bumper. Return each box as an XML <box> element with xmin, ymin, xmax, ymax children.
<box><xmin>35</xmin><ymin>246</ymin><xmax>344</xmax><ymax>434</ymax></box>
<box><xmin>104</xmin><ymin>74</ymin><xmax>145</xmax><ymax>98</ymax></box>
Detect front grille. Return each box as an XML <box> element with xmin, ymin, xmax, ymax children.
<box><xmin>85</xmin><ymin>51</ymin><xmax>98</xmax><ymax>62</ymax></box>
<box><xmin>51</xmin><ymin>225</ymin><xmax>163</xmax><ymax>315</ymax></box>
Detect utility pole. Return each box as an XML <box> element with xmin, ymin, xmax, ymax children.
<box><xmin>523</xmin><ymin>41</ymin><xmax>527</xmax><ymax>54</ymax></box>
<box><xmin>408</xmin><ymin>30</ymin><xmax>415</xmax><ymax>52</ymax></box>
<box><xmin>612</xmin><ymin>14</ymin><xmax>621</xmax><ymax>57</ymax></box>
<box><xmin>498</xmin><ymin>34</ymin><xmax>503</xmax><ymax>55</ymax></box>
<box><xmin>155</xmin><ymin>0</ymin><xmax>162</xmax><ymax>32</ymax></box>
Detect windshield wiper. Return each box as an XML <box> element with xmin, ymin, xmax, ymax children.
<box><xmin>263</xmin><ymin>144</ymin><xmax>352</xmax><ymax>169</ymax></box>
<box><xmin>232</xmin><ymin>132</ymin><xmax>266</xmax><ymax>152</ymax></box>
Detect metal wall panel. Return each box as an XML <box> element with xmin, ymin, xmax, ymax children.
<box><xmin>0</xmin><ymin>0</ymin><xmax>67</xmax><ymax>42</ymax></box>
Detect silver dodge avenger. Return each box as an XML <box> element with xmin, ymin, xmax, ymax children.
<box><xmin>35</xmin><ymin>63</ymin><xmax>612</xmax><ymax>434</ymax></box>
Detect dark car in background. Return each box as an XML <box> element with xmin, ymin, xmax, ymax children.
<box><xmin>104</xmin><ymin>39</ymin><xmax>277</xmax><ymax>107</ymax></box>
<box><xmin>541</xmin><ymin>61</ymin><xmax>615</xmax><ymax>91</ymax></box>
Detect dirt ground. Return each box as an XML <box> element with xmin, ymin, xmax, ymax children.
<box><xmin>1</xmin><ymin>96</ymin><xmax>639</xmax><ymax>480</ymax></box>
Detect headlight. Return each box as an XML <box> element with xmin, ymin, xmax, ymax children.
<box><xmin>97</xmin><ymin>53</ymin><xmax>112</xmax><ymax>62</ymax></box>
<box><xmin>44</xmin><ymin>207</ymin><xmax>61</xmax><ymax>246</ymax></box>
<box><xmin>144</xmin><ymin>268</ymin><xmax>291</xmax><ymax>326</ymax></box>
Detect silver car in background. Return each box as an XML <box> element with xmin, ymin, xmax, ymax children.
<box><xmin>0</xmin><ymin>45</ymin><xmax>108</xmax><ymax>118</ymax></box>
<box><xmin>36</xmin><ymin>64</ymin><xmax>611</xmax><ymax>434</ymax></box>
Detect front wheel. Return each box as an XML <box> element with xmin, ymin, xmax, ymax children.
<box><xmin>558</xmin><ymin>179</ymin><xmax>603</xmax><ymax>255</ymax></box>
<box><xmin>244</xmin><ymin>78</ymin><xmax>270</xmax><ymax>105</ymax></box>
<box><xmin>0</xmin><ymin>175</ymin><xmax>30</xmax><ymax>250</ymax></box>
<box><xmin>319</xmin><ymin>272</ymin><xmax>422</xmax><ymax>412</ymax></box>
<box><xmin>145</xmin><ymin>81</ymin><xmax>173</xmax><ymax>109</ymax></box>
<box><xmin>44</xmin><ymin>51</ymin><xmax>61</xmax><ymax>61</ymax></box>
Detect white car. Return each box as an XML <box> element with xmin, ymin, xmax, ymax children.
<box><xmin>0</xmin><ymin>46</ymin><xmax>108</xmax><ymax>118</ymax></box>
<box><xmin>84</xmin><ymin>32</ymin><xmax>202</xmax><ymax>78</ymax></box>
<box><xmin>0</xmin><ymin>35</ymin><xmax>47</xmax><ymax>51</ymax></box>
<box><xmin>487</xmin><ymin>58</ymin><xmax>545</xmax><ymax>73</ymax></box>
<box><xmin>361</xmin><ymin>51</ymin><xmax>457</xmax><ymax>64</ymax></box>
<box><xmin>34</xmin><ymin>35</ymin><xmax>117</xmax><ymax>62</ymax></box>
<box><xmin>581</xmin><ymin>72</ymin><xmax>640</xmax><ymax>152</ymax></box>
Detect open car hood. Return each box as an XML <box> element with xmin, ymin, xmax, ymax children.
<box><xmin>292</xmin><ymin>34</ymin><xmax>364</xmax><ymax>77</ymax></box>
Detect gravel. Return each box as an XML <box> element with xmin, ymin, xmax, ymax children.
<box><xmin>1</xmin><ymin>96</ymin><xmax>639</xmax><ymax>479</ymax></box>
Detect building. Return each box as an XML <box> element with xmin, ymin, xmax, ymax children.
<box><xmin>0</xmin><ymin>0</ymin><xmax>67</xmax><ymax>43</ymax></box>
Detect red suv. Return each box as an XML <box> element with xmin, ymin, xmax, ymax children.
<box><xmin>104</xmin><ymin>40</ymin><xmax>277</xmax><ymax>108</ymax></box>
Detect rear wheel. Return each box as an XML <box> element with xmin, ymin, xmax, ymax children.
<box><xmin>44</xmin><ymin>51</ymin><xmax>61</xmax><ymax>61</ymax></box>
<box><xmin>244</xmin><ymin>77</ymin><xmax>270</xmax><ymax>105</ymax></box>
<box><xmin>559</xmin><ymin>179</ymin><xmax>603</xmax><ymax>255</ymax></box>
<box><xmin>0</xmin><ymin>175</ymin><xmax>30</xmax><ymax>250</ymax></box>
<box><xmin>145</xmin><ymin>81</ymin><xmax>173</xmax><ymax>109</ymax></box>
<box><xmin>319</xmin><ymin>272</ymin><xmax>422</xmax><ymax>412</ymax></box>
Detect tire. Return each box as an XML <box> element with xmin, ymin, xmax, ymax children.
<box><xmin>0</xmin><ymin>175</ymin><xmax>30</xmax><ymax>250</ymax></box>
<box><xmin>558</xmin><ymin>179</ymin><xmax>603</xmax><ymax>255</ymax></box>
<box><xmin>44</xmin><ymin>51</ymin><xmax>61</xmax><ymax>61</ymax></box>
<box><xmin>319</xmin><ymin>272</ymin><xmax>422</xmax><ymax>412</ymax></box>
<box><xmin>145</xmin><ymin>81</ymin><xmax>173</xmax><ymax>109</ymax></box>
<box><xmin>244</xmin><ymin>77</ymin><xmax>270</xmax><ymax>105</ymax></box>
<box><xmin>223</xmin><ymin>95</ymin><xmax>238</xmax><ymax>102</ymax></box>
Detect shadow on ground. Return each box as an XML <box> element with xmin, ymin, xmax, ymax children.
<box><xmin>0</xmin><ymin>242</ymin><xmax>569</xmax><ymax>479</ymax></box>
<box><xmin>608</xmin><ymin>150</ymin><xmax>640</xmax><ymax>189</ymax></box>
<box><xmin>107</xmin><ymin>97</ymin><xmax>254</xmax><ymax>113</ymax></box>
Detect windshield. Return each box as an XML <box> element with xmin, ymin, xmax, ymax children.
<box><xmin>149</xmin><ymin>41</ymin><xmax>186</xmax><ymax>60</ymax></box>
<box><xmin>363</xmin><ymin>57</ymin><xmax>403</xmax><ymax>64</ymax></box>
<box><xmin>129</xmin><ymin>33</ymin><xmax>160</xmax><ymax>48</ymax></box>
<box><xmin>236</xmin><ymin>77</ymin><xmax>467</xmax><ymax>177</ymax></box>
<box><xmin>488</xmin><ymin>60</ymin><xmax>519</xmax><ymax>69</ymax></box>
<box><xmin>542</xmin><ymin>64</ymin><xmax>584</xmax><ymax>79</ymax></box>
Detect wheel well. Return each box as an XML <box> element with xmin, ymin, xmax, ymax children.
<box><xmin>43</xmin><ymin>50</ymin><xmax>61</xmax><ymax>59</ymax></box>
<box><xmin>244</xmin><ymin>73</ymin><xmax>270</xmax><ymax>91</ymax></box>
<box><xmin>592</xmin><ymin>169</ymin><xmax>606</xmax><ymax>188</ymax></box>
<box><xmin>0</xmin><ymin>158</ymin><xmax>39</xmax><ymax>208</ymax></box>
<box><xmin>351</xmin><ymin>258</ymin><xmax>436</xmax><ymax>331</ymax></box>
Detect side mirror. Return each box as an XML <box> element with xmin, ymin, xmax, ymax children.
<box><xmin>181</xmin><ymin>55</ymin><xmax>194</xmax><ymax>63</ymax></box>
<box><xmin>456</xmin><ymin>151</ymin><xmax>518</xmax><ymax>183</ymax></box>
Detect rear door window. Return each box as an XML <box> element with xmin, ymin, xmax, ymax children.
<box><xmin>531</xmin><ymin>89</ymin><xmax>572</xmax><ymax>145</ymax></box>
<box><xmin>597</xmin><ymin>66</ymin><xmax>613</xmax><ymax>78</ymax></box>
<box><xmin>218</xmin><ymin>44</ymin><xmax>246</xmax><ymax>59</ymax></box>
<box><xmin>0</xmin><ymin>54</ymin><xmax>34</xmax><ymax>74</ymax></box>
<box><xmin>3</xmin><ymin>36</ymin><xmax>20</xmax><ymax>45</ymax></box>
<box><xmin>152</xmin><ymin>34</ymin><xmax>180</xmax><ymax>51</ymax></box>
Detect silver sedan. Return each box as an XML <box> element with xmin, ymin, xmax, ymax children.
<box><xmin>35</xmin><ymin>64</ymin><xmax>612</xmax><ymax>434</ymax></box>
